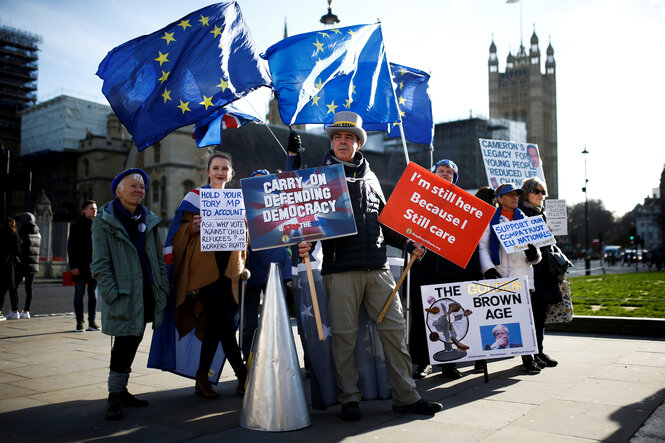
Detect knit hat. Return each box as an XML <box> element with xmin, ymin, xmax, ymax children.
<box><xmin>431</xmin><ymin>159</ymin><xmax>459</xmax><ymax>184</ymax></box>
<box><xmin>111</xmin><ymin>168</ymin><xmax>149</xmax><ymax>195</ymax></box>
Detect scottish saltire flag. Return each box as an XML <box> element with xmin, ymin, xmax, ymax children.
<box><xmin>193</xmin><ymin>104</ymin><xmax>263</xmax><ymax>147</ymax></box>
<box><xmin>148</xmin><ymin>185</ymin><xmax>227</xmax><ymax>384</ymax></box>
<box><xmin>97</xmin><ymin>2</ymin><xmax>271</xmax><ymax>150</ymax></box>
<box><xmin>261</xmin><ymin>23</ymin><xmax>399</xmax><ymax>126</ymax></box>
<box><xmin>292</xmin><ymin>243</ymin><xmax>395</xmax><ymax>409</ymax></box>
<box><xmin>365</xmin><ymin>63</ymin><xmax>433</xmax><ymax>145</ymax></box>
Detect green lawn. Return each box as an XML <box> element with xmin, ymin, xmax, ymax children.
<box><xmin>568</xmin><ymin>271</ymin><xmax>665</xmax><ymax>318</ymax></box>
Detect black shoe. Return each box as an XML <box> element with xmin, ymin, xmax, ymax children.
<box><xmin>522</xmin><ymin>360</ymin><xmax>541</xmax><ymax>374</ymax></box>
<box><xmin>105</xmin><ymin>392</ymin><xmax>123</xmax><ymax>421</ymax></box>
<box><xmin>121</xmin><ymin>389</ymin><xmax>148</xmax><ymax>407</ymax></box>
<box><xmin>412</xmin><ymin>364</ymin><xmax>432</xmax><ymax>380</ymax></box>
<box><xmin>75</xmin><ymin>322</ymin><xmax>85</xmax><ymax>332</ymax></box>
<box><xmin>473</xmin><ymin>360</ymin><xmax>487</xmax><ymax>373</ymax></box>
<box><xmin>235</xmin><ymin>365</ymin><xmax>248</xmax><ymax>396</ymax></box>
<box><xmin>441</xmin><ymin>366</ymin><xmax>463</xmax><ymax>380</ymax></box>
<box><xmin>393</xmin><ymin>399</ymin><xmax>443</xmax><ymax>415</ymax></box>
<box><xmin>339</xmin><ymin>401</ymin><xmax>362</xmax><ymax>421</ymax></box>
<box><xmin>533</xmin><ymin>356</ymin><xmax>547</xmax><ymax>369</ymax></box>
<box><xmin>537</xmin><ymin>353</ymin><xmax>558</xmax><ymax>367</ymax></box>
<box><xmin>87</xmin><ymin>321</ymin><xmax>100</xmax><ymax>331</ymax></box>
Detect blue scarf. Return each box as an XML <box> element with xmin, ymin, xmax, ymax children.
<box><xmin>113</xmin><ymin>199</ymin><xmax>153</xmax><ymax>283</ymax></box>
<box><xmin>488</xmin><ymin>207</ymin><xmax>525</xmax><ymax>265</ymax></box>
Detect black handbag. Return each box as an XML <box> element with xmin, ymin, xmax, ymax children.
<box><xmin>548</xmin><ymin>245</ymin><xmax>572</xmax><ymax>282</ymax></box>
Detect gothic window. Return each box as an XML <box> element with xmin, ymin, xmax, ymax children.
<box><xmin>83</xmin><ymin>158</ymin><xmax>89</xmax><ymax>177</ymax></box>
<box><xmin>160</xmin><ymin>176</ymin><xmax>167</xmax><ymax>212</ymax></box>
<box><xmin>182</xmin><ymin>179</ymin><xmax>195</xmax><ymax>198</ymax></box>
<box><xmin>153</xmin><ymin>180</ymin><xmax>160</xmax><ymax>205</ymax></box>
<box><xmin>154</xmin><ymin>144</ymin><xmax>161</xmax><ymax>163</ymax></box>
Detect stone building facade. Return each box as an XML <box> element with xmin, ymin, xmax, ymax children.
<box><xmin>488</xmin><ymin>29</ymin><xmax>558</xmax><ymax>197</ymax></box>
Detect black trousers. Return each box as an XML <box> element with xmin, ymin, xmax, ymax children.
<box><xmin>198</xmin><ymin>278</ymin><xmax>244</xmax><ymax>377</ymax></box>
<box><xmin>110</xmin><ymin>335</ymin><xmax>144</xmax><ymax>373</ymax></box>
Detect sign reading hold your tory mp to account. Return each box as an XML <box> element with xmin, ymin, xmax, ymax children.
<box><xmin>199</xmin><ymin>188</ymin><xmax>246</xmax><ymax>251</ymax></box>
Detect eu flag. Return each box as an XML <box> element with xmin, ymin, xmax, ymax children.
<box><xmin>97</xmin><ymin>2</ymin><xmax>271</xmax><ymax>151</ymax></box>
<box><xmin>365</xmin><ymin>63</ymin><xmax>434</xmax><ymax>146</ymax></box>
<box><xmin>261</xmin><ymin>23</ymin><xmax>399</xmax><ymax>126</ymax></box>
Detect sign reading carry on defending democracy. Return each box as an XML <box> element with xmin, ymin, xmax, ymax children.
<box><xmin>420</xmin><ymin>277</ymin><xmax>538</xmax><ymax>364</ymax></box>
<box><xmin>241</xmin><ymin>164</ymin><xmax>356</xmax><ymax>250</ymax></box>
<box><xmin>378</xmin><ymin>162</ymin><xmax>494</xmax><ymax>268</ymax></box>
<box><xmin>479</xmin><ymin>138</ymin><xmax>546</xmax><ymax>188</ymax></box>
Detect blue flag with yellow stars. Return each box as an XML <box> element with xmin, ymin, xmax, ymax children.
<box><xmin>261</xmin><ymin>23</ymin><xmax>399</xmax><ymax>126</ymax></box>
<box><xmin>365</xmin><ymin>63</ymin><xmax>434</xmax><ymax>146</ymax></box>
<box><xmin>97</xmin><ymin>2</ymin><xmax>270</xmax><ymax>151</ymax></box>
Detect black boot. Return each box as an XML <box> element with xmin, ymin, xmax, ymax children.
<box><xmin>235</xmin><ymin>364</ymin><xmax>248</xmax><ymax>396</ymax></box>
<box><xmin>105</xmin><ymin>392</ymin><xmax>123</xmax><ymax>420</ymax></box>
<box><xmin>121</xmin><ymin>389</ymin><xmax>149</xmax><ymax>407</ymax></box>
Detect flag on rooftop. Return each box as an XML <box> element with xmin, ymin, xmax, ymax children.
<box><xmin>261</xmin><ymin>23</ymin><xmax>399</xmax><ymax>126</ymax></box>
<box><xmin>97</xmin><ymin>1</ymin><xmax>270</xmax><ymax>150</ymax></box>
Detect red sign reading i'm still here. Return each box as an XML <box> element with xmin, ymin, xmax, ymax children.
<box><xmin>379</xmin><ymin>162</ymin><xmax>495</xmax><ymax>268</ymax></box>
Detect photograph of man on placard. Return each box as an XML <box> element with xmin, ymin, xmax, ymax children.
<box><xmin>481</xmin><ymin>323</ymin><xmax>523</xmax><ymax>350</ymax></box>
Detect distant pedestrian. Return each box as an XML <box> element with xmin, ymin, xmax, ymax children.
<box><xmin>68</xmin><ymin>200</ymin><xmax>99</xmax><ymax>332</ymax></box>
<box><xmin>16</xmin><ymin>212</ymin><xmax>41</xmax><ymax>319</ymax></box>
<box><xmin>0</xmin><ymin>217</ymin><xmax>22</xmax><ymax>320</ymax></box>
<box><xmin>91</xmin><ymin>169</ymin><xmax>168</xmax><ymax>421</ymax></box>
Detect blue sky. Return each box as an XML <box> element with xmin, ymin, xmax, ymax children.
<box><xmin>2</xmin><ymin>0</ymin><xmax>664</xmax><ymax>216</ymax></box>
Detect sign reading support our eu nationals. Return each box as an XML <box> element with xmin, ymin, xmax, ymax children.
<box><xmin>200</xmin><ymin>189</ymin><xmax>246</xmax><ymax>251</ymax></box>
<box><xmin>241</xmin><ymin>165</ymin><xmax>356</xmax><ymax>250</ymax></box>
<box><xmin>492</xmin><ymin>215</ymin><xmax>556</xmax><ymax>254</ymax></box>
<box><xmin>479</xmin><ymin>138</ymin><xmax>546</xmax><ymax>188</ymax></box>
<box><xmin>97</xmin><ymin>2</ymin><xmax>271</xmax><ymax>150</ymax></box>
<box><xmin>420</xmin><ymin>277</ymin><xmax>538</xmax><ymax>364</ymax></box>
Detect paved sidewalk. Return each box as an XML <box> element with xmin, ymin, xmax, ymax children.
<box><xmin>1</xmin><ymin>315</ymin><xmax>664</xmax><ymax>442</ymax></box>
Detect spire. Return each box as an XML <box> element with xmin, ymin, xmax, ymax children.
<box><xmin>283</xmin><ymin>17</ymin><xmax>288</xmax><ymax>39</ymax></box>
<box><xmin>546</xmin><ymin>36</ymin><xmax>556</xmax><ymax>74</ymax></box>
<box><xmin>488</xmin><ymin>35</ymin><xmax>498</xmax><ymax>73</ymax></box>
<box><xmin>529</xmin><ymin>24</ymin><xmax>540</xmax><ymax>66</ymax></box>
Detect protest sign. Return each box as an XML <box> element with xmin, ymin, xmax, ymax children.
<box><xmin>420</xmin><ymin>277</ymin><xmax>538</xmax><ymax>363</ymax></box>
<box><xmin>544</xmin><ymin>199</ymin><xmax>568</xmax><ymax>236</ymax></box>
<box><xmin>199</xmin><ymin>188</ymin><xmax>246</xmax><ymax>251</ymax></box>
<box><xmin>378</xmin><ymin>162</ymin><xmax>494</xmax><ymax>268</ymax></box>
<box><xmin>492</xmin><ymin>215</ymin><xmax>556</xmax><ymax>254</ymax></box>
<box><xmin>241</xmin><ymin>164</ymin><xmax>356</xmax><ymax>251</ymax></box>
<box><xmin>479</xmin><ymin>138</ymin><xmax>546</xmax><ymax>188</ymax></box>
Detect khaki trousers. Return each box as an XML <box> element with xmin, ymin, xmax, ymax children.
<box><xmin>324</xmin><ymin>269</ymin><xmax>420</xmax><ymax>406</ymax></box>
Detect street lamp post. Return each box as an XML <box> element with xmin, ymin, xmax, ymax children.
<box><xmin>582</xmin><ymin>146</ymin><xmax>590</xmax><ymax>276</ymax></box>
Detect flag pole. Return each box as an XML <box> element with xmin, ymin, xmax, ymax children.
<box><xmin>304</xmin><ymin>255</ymin><xmax>325</xmax><ymax>340</ymax></box>
<box><xmin>377</xmin><ymin>253</ymin><xmax>417</xmax><ymax>323</ymax></box>
<box><xmin>246</xmin><ymin>100</ymin><xmax>288</xmax><ymax>155</ymax></box>
<box><xmin>398</xmin><ymin>122</ymin><xmax>410</xmax><ymax>165</ymax></box>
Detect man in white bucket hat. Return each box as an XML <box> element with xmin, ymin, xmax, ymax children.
<box><xmin>298</xmin><ymin>111</ymin><xmax>443</xmax><ymax>421</ymax></box>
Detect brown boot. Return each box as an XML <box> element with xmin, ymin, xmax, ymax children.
<box><xmin>195</xmin><ymin>372</ymin><xmax>219</xmax><ymax>399</ymax></box>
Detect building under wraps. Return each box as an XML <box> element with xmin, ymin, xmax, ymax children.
<box><xmin>0</xmin><ymin>24</ymin><xmax>41</xmax><ymax>156</ymax></box>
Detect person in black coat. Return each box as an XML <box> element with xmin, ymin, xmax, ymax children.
<box><xmin>519</xmin><ymin>177</ymin><xmax>561</xmax><ymax>368</ymax></box>
<box><xmin>68</xmin><ymin>200</ymin><xmax>99</xmax><ymax>332</ymax></box>
<box><xmin>407</xmin><ymin>160</ymin><xmax>483</xmax><ymax>381</ymax></box>
<box><xmin>16</xmin><ymin>212</ymin><xmax>41</xmax><ymax>318</ymax></box>
<box><xmin>1</xmin><ymin>217</ymin><xmax>22</xmax><ymax>320</ymax></box>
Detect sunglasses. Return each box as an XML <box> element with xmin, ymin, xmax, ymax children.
<box><xmin>531</xmin><ymin>189</ymin><xmax>547</xmax><ymax>196</ymax></box>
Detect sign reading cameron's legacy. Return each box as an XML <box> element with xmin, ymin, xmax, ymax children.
<box><xmin>199</xmin><ymin>188</ymin><xmax>246</xmax><ymax>251</ymax></box>
<box><xmin>241</xmin><ymin>164</ymin><xmax>356</xmax><ymax>250</ymax></box>
<box><xmin>479</xmin><ymin>138</ymin><xmax>546</xmax><ymax>188</ymax></box>
<box><xmin>420</xmin><ymin>277</ymin><xmax>538</xmax><ymax>363</ymax></box>
<box><xmin>491</xmin><ymin>215</ymin><xmax>556</xmax><ymax>254</ymax></box>
<box><xmin>378</xmin><ymin>162</ymin><xmax>494</xmax><ymax>268</ymax></box>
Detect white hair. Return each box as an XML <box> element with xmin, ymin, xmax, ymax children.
<box><xmin>116</xmin><ymin>173</ymin><xmax>144</xmax><ymax>193</ymax></box>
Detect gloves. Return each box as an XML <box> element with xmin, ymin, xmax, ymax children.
<box><xmin>525</xmin><ymin>243</ymin><xmax>539</xmax><ymax>261</ymax></box>
<box><xmin>484</xmin><ymin>268</ymin><xmax>502</xmax><ymax>279</ymax></box>
<box><xmin>287</xmin><ymin>128</ymin><xmax>303</xmax><ymax>154</ymax></box>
